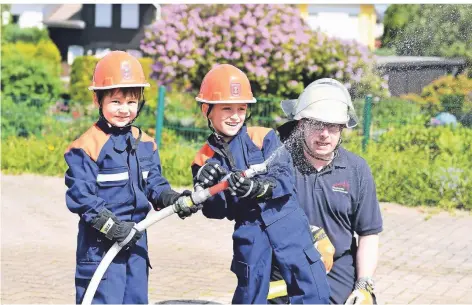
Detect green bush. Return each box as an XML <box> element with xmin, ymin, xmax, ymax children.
<box><xmin>440</xmin><ymin>94</ymin><xmax>465</xmax><ymax>118</ymax></box>
<box><xmin>344</xmin><ymin>124</ymin><xmax>472</xmax><ymax>210</ymax></box>
<box><xmin>2</xmin><ymin>41</ymin><xmax>62</xmax><ymax>77</ymax></box>
<box><xmin>1</xmin><ymin>129</ymin><xmax>198</xmax><ymax>187</ymax></box>
<box><xmin>139</xmin><ymin>57</ymin><xmax>159</xmax><ymax>110</ymax></box>
<box><xmin>1</xmin><ymin>135</ymin><xmax>69</xmax><ymax>176</ymax></box>
<box><xmin>1</xmin><ymin>94</ymin><xmax>97</xmax><ymax>140</ymax></box>
<box><xmin>1</xmin><ymin>23</ymin><xmax>49</xmax><ymax>44</ymax></box>
<box><xmin>382</xmin><ymin>5</ymin><xmax>472</xmax><ymax>64</ymax></box>
<box><xmin>1</xmin><ymin>95</ymin><xmax>48</xmax><ymax>138</ymax></box>
<box><xmin>0</xmin><ymin>53</ymin><xmax>62</xmax><ymax>105</ymax></box>
<box><xmin>69</xmin><ymin>56</ymin><xmax>98</xmax><ymax>105</ymax></box>
<box><xmin>159</xmin><ymin>143</ymin><xmax>197</xmax><ymax>186</ymax></box>
<box><xmin>354</xmin><ymin>97</ymin><xmax>423</xmax><ymax>130</ymax></box>
<box><xmin>402</xmin><ymin>73</ymin><xmax>472</xmax><ymax>116</ymax></box>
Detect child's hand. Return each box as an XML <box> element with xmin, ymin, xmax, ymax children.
<box><xmin>196</xmin><ymin>162</ymin><xmax>227</xmax><ymax>187</ymax></box>
<box><xmin>113</xmin><ymin>221</ymin><xmax>143</xmax><ymax>249</ymax></box>
<box><xmin>175</xmin><ymin>190</ymin><xmax>199</xmax><ymax>219</ymax></box>
<box><xmin>91</xmin><ymin>209</ymin><xmax>143</xmax><ymax>249</ymax></box>
<box><xmin>228</xmin><ymin>171</ymin><xmax>274</xmax><ymax>200</ymax></box>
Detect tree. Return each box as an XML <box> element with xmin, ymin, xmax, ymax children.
<box><xmin>382</xmin><ymin>4</ymin><xmax>472</xmax><ymax>63</ymax></box>
<box><xmin>381</xmin><ymin>4</ymin><xmax>420</xmax><ymax>48</ymax></box>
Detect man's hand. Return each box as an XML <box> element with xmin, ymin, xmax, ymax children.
<box><xmin>345</xmin><ymin>278</ymin><xmax>377</xmax><ymax>305</ymax></box>
<box><xmin>228</xmin><ymin>171</ymin><xmax>274</xmax><ymax>200</ymax></box>
<box><xmin>311</xmin><ymin>227</ymin><xmax>335</xmax><ymax>273</ymax></box>
<box><xmin>196</xmin><ymin>162</ymin><xmax>228</xmax><ymax>187</ymax></box>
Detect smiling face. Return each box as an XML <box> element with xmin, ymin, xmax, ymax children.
<box><xmin>94</xmin><ymin>88</ymin><xmax>142</xmax><ymax>127</ymax></box>
<box><xmin>202</xmin><ymin>103</ymin><xmax>247</xmax><ymax>141</ymax></box>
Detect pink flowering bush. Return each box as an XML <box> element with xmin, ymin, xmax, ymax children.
<box><xmin>141</xmin><ymin>4</ymin><xmax>388</xmax><ymax>99</ymax></box>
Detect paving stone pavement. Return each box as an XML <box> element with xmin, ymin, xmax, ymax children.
<box><xmin>1</xmin><ymin>173</ymin><xmax>472</xmax><ymax>304</ymax></box>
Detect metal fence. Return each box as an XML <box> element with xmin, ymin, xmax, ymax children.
<box><xmin>153</xmin><ymin>86</ymin><xmax>377</xmax><ymax>151</ymax></box>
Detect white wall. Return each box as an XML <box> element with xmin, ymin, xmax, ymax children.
<box><xmin>10</xmin><ymin>4</ymin><xmax>46</xmax><ymax>29</ymax></box>
<box><xmin>306</xmin><ymin>12</ymin><xmax>360</xmax><ymax>42</ymax></box>
<box><xmin>305</xmin><ymin>5</ymin><xmax>364</xmax><ymax>44</ymax></box>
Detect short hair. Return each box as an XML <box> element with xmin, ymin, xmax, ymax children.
<box><xmin>95</xmin><ymin>87</ymin><xmax>143</xmax><ymax>105</ymax></box>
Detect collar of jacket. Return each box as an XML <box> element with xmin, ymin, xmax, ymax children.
<box><xmin>96</xmin><ymin>119</ymin><xmax>132</xmax><ymax>152</ymax></box>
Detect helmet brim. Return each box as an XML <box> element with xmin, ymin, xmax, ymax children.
<box><xmin>195</xmin><ymin>97</ymin><xmax>257</xmax><ymax>104</ymax></box>
<box><xmin>88</xmin><ymin>83</ymin><xmax>150</xmax><ymax>91</ymax></box>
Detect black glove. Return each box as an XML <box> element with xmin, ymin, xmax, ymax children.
<box><xmin>228</xmin><ymin>171</ymin><xmax>275</xmax><ymax>201</ymax></box>
<box><xmin>195</xmin><ymin>162</ymin><xmax>228</xmax><ymax>187</ymax></box>
<box><xmin>91</xmin><ymin>208</ymin><xmax>143</xmax><ymax>248</ymax></box>
<box><xmin>159</xmin><ymin>189</ymin><xmax>198</xmax><ymax>219</ymax></box>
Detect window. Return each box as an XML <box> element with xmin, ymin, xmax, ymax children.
<box><xmin>67</xmin><ymin>45</ymin><xmax>84</xmax><ymax>65</ymax></box>
<box><xmin>121</xmin><ymin>4</ymin><xmax>139</xmax><ymax>29</ymax></box>
<box><xmin>95</xmin><ymin>4</ymin><xmax>112</xmax><ymax>28</ymax></box>
<box><xmin>95</xmin><ymin>48</ymin><xmax>111</xmax><ymax>59</ymax></box>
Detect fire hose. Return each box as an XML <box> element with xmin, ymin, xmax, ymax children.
<box><xmin>81</xmin><ymin>163</ymin><xmax>267</xmax><ymax>305</ymax></box>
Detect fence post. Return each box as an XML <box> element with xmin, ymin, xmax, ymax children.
<box><xmin>155</xmin><ymin>85</ymin><xmax>166</xmax><ymax>148</ymax></box>
<box><xmin>362</xmin><ymin>94</ymin><xmax>373</xmax><ymax>152</ymax></box>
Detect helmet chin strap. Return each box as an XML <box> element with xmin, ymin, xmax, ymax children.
<box><xmin>98</xmin><ymin>89</ymin><xmax>145</xmax><ymax>130</ymax></box>
<box><xmin>205</xmin><ymin>103</ymin><xmax>246</xmax><ymax>140</ymax></box>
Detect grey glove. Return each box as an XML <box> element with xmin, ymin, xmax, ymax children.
<box><xmin>195</xmin><ymin>162</ymin><xmax>228</xmax><ymax>187</ymax></box>
<box><xmin>228</xmin><ymin>171</ymin><xmax>275</xmax><ymax>200</ymax></box>
<box><xmin>91</xmin><ymin>208</ymin><xmax>143</xmax><ymax>248</ymax></box>
<box><xmin>174</xmin><ymin>192</ymin><xmax>198</xmax><ymax>220</ymax></box>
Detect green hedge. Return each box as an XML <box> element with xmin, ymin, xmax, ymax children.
<box><xmin>1</xmin><ymin>23</ymin><xmax>50</xmax><ymax>44</ymax></box>
<box><xmin>2</xmin><ymin>123</ymin><xmax>471</xmax><ymax>210</ymax></box>
<box><xmin>344</xmin><ymin>124</ymin><xmax>472</xmax><ymax>210</ymax></box>
<box><xmin>1</xmin><ymin>41</ymin><xmax>62</xmax><ymax>104</ymax></box>
<box><xmin>1</xmin><ymin>131</ymin><xmax>197</xmax><ymax>187</ymax></box>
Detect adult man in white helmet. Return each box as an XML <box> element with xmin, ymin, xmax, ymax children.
<box><xmin>268</xmin><ymin>78</ymin><xmax>383</xmax><ymax>305</ymax></box>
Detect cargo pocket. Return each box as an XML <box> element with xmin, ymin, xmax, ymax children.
<box><xmin>230</xmin><ymin>259</ymin><xmax>249</xmax><ymax>303</ymax></box>
<box><xmin>303</xmin><ymin>245</ymin><xmax>330</xmax><ymax>300</ymax></box>
<box><xmin>75</xmin><ymin>261</ymin><xmax>107</xmax><ymax>280</ymax></box>
<box><xmin>77</xmin><ymin>231</ymin><xmax>110</xmax><ymax>264</ymax></box>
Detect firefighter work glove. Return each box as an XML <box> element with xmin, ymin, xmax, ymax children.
<box><xmin>174</xmin><ymin>192</ymin><xmax>198</xmax><ymax>220</ymax></box>
<box><xmin>228</xmin><ymin>171</ymin><xmax>275</xmax><ymax>201</ymax></box>
<box><xmin>311</xmin><ymin>226</ymin><xmax>335</xmax><ymax>273</ymax></box>
<box><xmin>345</xmin><ymin>277</ymin><xmax>377</xmax><ymax>305</ymax></box>
<box><xmin>159</xmin><ymin>189</ymin><xmax>198</xmax><ymax>219</ymax></box>
<box><xmin>195</xmin><ymin>162</ymin><xmax>228</xmax><ymax>187</ymax></box>
<box><xmin>91</xmin><ymin>208</ymin><xmax>143</xmax><ymax>248</ymax></box>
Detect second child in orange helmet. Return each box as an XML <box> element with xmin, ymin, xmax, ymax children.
<box><xmin>64</xmin><ymin>51</ymin><xmax>197</xmax><ymax>304</ymax></box>
<box><xmin>191</xmin><ymin>64</ymin><xmax>330</xmax><ymax>304</ymax></box>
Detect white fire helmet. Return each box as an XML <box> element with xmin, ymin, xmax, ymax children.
<box><xmin>281</xmin><ymin>78</ymin><xmax>358</xmax><ymax>128</ymax></box>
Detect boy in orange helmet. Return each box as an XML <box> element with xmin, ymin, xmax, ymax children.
<box><xmin>64</xmin><ymin>51</ymin><xmax>196</xmax><ymax>304</ymax></box>
<box><xmin>191</xmin><ymin>64</ymin><xmax>330</xmax><ymax>304</ymax></box>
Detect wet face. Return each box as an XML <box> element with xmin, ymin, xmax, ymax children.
<box><xmin>299</xmin><ymin>119</ymin><xmax>343</xmax><ymax>157</ymax></box>
<box><xmin>203</xmin><ymin>103</ymin><xmax>247</xmax><ymax>140</ymax></box>
<box><xmin>98</xmin><ymin>90</ymin><xmax>139</xmax><ymax>128</ymax></box>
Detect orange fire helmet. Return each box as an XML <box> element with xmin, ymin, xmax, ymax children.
<box><xmin>195</xmin><ymin>64</ymin><xmax>256</xmax><ymax>104</ymax></box>
<box><xmin>88</xmin><ymin>51</ymin><xmax>150</xmax><ymax>91</ymax></box>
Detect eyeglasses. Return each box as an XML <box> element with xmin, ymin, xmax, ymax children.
<box><xmin>303</xmin><ymin>120</ymin><xmax>343</xmax><ymax>133</ymax></box>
